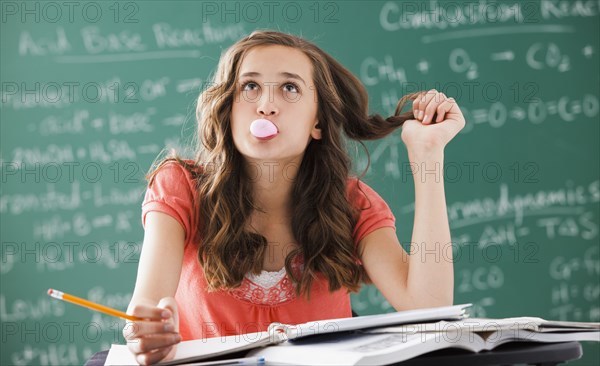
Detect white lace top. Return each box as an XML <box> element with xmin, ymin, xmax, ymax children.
<box><xmin>229</xmin><ymin>263</ymin><xmax>301</xmax><ymax>306</ymax></box>
<box><xmin>245</xmin><ymin>267</ymin><xmax>287</xmax><ymax>288</ymax></box>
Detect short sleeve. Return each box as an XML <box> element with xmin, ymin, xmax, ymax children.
<box><xmin>141</xmin><ymin>162</ymin><xmax>196</xmax><ymax>241</ymax></box>
<box><xmin>348</xmin><ymin>179</ymin><xmax>396</xmax><ymax>246</ymax></box>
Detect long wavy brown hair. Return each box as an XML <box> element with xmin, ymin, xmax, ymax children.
<box><xmin>149</xmin><ymin>30</ymin><xmax>420</xmax><ymax>299</ymax></box>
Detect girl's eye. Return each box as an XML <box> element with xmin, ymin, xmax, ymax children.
<box><xmin>241</xmin><ymin>81</ymin><xmax>258</xmax><ymax>91</ymax></box>
<box><xmin>284</xmin><ymin>82</ymin><xmax>300</xmax><ymax>94</ymax></box>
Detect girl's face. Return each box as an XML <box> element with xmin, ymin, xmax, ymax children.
<box><xmin>230</xmin><ymin>45</ymin><xmax>321</xmax><ymax>165</ymax></box>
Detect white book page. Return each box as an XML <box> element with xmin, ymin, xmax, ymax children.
<box><xmin>248</xmin><ymin>331</ymin><xmax>483</xmax><ymax>365</ymax></box>
<box><xmin>105</xmin><ymin>331</ymin><xmax>271</xmax><ymax>366</ymax></box>
<box><xmin>470</xmin><ymin>329</ymin><xmax>600</xmax><ymax>350</ymax></box>
<box><xmin>365</xmin><ymin>317</ymin><xmax>546</xmax><ymax>334</ymax></box>
<box><xmin>104</xmin><ymin>344</ymin><xmax>137</xmax><ymax>366</ymax></box>
<box><xmin>503</xmin><ymin>330</ymin><xmax>600</xmax><ymax>344</ymax></box>
<box><xmin>280</xmin><ymin>304</ymin><xmax>470</xmax><ymax>339</ymax></box>
<box><xmin>366</xmin><ymin>317</ymin><xmax>600</xmax><ymax>335</ymax></box>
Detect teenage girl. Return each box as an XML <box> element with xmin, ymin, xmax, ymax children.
<box><xmin>123</xmin><ymin>30</ymin><xmax>465</xmax><ymax>365</ymax></box>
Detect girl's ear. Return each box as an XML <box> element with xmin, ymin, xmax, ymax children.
<box><xmin>311</xmin><ymin>121</ymin><xmax>322</xmax><ymax>140</ymax></box>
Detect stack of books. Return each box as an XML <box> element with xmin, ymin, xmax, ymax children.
<box><xmin>105</xmin><ymin>304</ymin><xmax>600</xmax><ymax>365</ymax></box>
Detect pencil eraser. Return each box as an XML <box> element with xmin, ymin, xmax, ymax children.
<box><xmin>47</xmin><ymin>289</ymin><xmax>53</xmax><ymax>295</ymax></box>
<box><xmin>250</xmin><ymin>119</ymin><xmax>278</xmax><ymax>139</ymax></box>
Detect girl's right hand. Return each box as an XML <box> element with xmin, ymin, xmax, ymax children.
<box><xmin>123</xmin><ymin>297</ymin><xmax>181</xmax><ymax>365</ymax></box>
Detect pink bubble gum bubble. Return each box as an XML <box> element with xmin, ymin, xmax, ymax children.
<box><xmin>250</xmin><ymin>119</ymin><xmax>278</xmax><ymax>139</ymax></box>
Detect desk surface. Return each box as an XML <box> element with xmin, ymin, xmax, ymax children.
<box><xmin>86</xmin><ymin>341</ymin><xmax>583</xmax><ymax>366</ymax></box>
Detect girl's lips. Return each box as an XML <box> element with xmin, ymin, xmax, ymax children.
<box><xmin>255</xmin><ymin>133</ymin><xmax>278</xmax><ymax>141</ymax></box>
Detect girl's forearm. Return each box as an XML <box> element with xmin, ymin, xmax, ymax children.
<box><xmin>127</xmin><ymin>296</ymin><xmax>159</xmax><ymax>312</ymax></box>
<box><xmin>406</xmin><ymin>148</ymin><xmax>454</xmax><ymax>307</ymax></box>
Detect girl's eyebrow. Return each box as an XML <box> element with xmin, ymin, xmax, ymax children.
<box><xmin>239</xmin><ymin>71</ymin><xmax>306</xmax><ymax>86</ymax></box>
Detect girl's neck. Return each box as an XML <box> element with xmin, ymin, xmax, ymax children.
<box><xmin>245</xmin><ymin>158</ymin><xmax>300</xmax><ymax>220</ymax></box>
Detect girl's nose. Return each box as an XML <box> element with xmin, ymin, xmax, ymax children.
<box><xmin>256</xmin><ymin>86</ymin><xmax>279</xmax><ymax>116</ymax></box>
<box><xmin>258</xmin><ymin>106</ymin><xmax>278</xmax><ymax>116</ymax></box>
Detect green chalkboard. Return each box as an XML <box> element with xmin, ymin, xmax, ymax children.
<box><xmin>1</xmin><ymin>1</ymin><xmax>598</xmax><ymax>365</ymax></box>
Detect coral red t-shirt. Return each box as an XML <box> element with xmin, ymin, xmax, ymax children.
<box><xmin>141</xmin><ymin>161</ymin><xmax>395</xmax><ymax>340</ymax></box>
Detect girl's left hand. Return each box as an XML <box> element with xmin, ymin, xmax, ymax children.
<box><xmin>401</xmin><ymin>89</ymin><xmax>466</xmax><ymax>155</ymax></box>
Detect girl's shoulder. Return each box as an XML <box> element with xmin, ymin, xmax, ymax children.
<box><xmin>346</xmin><ymin>177</ymin><xmax>393</xmax><ymax>212</ymax></box>
<box><xmin>346</xmin><ymin>177</ymin><xmax>378</xmax><ymax>200</ymax></box>
<box><xmin>149</xmin><ymin>158</ymin><xmax>203</xmax><ymax>185</ymax></box>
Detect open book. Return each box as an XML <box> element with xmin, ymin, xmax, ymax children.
<box><xmin>248</xmin><ymin>318</ymin><xmax>600</xmax><ymax>365</ymax></box>
<box><xmin>104</xmin><ymin>303</ymin><xmax>470</xmax><ymax>365</ymax></box>
<box><xmin>245</xmin><ymin>317</ymin><xmax>600</xmax><ymax>365</ymax></box>
<box><xmin>363</xmin><ymin>316</ymin><xmax>600</xmax><ymax>334</ymax></box>
<box><xmin>104</xmin><ymin>304</ymin><xmax>600</xmax><ymax>366</ymax></box>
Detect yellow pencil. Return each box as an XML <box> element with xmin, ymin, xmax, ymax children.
<box><xmin>48</xmin><ymin>288</ymin><xmax>142</xmax><ymax>321</ymax></box>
